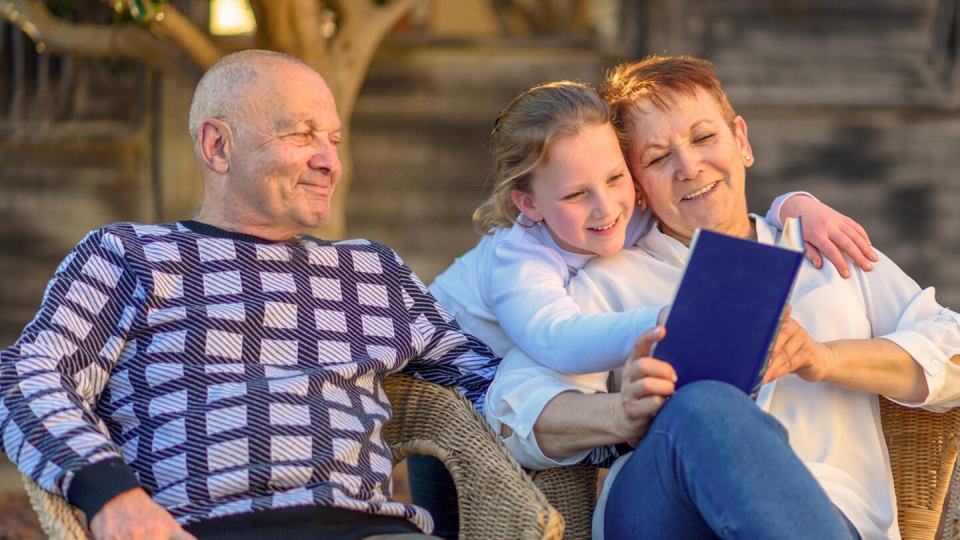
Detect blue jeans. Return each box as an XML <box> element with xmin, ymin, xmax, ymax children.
<box><xmin>603</xmin><ymin>380</ymin><xmax>860</xmax><ymax>540</ymax></box>
<box><xmin>407</xmin><ymin>455</ymin><xmax>459</xmax><ymax>539</ymax></box>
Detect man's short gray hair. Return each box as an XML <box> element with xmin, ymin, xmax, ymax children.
<box><xmin>187</xmin><ymin>50</ymin><xmax>312</xmax><ymax>144</ymax></box>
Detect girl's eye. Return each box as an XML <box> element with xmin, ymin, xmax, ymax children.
<box><xmin>607</xmin><ymin>173</ymin><xmax>624</xmax><ymax>185</ymax></box>
<box><xmin>563</xmin><ymin>191</ymin><xmax>585</xmax><ymax>201</ymax></box>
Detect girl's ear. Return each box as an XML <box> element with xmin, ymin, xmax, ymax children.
<box><xmin>510</xmin><ymin>190</ymin><xmax>543</xmax><ymax>223</ymax></box>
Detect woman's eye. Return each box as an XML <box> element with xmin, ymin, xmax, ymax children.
<box><xmin>647</xmin><ymin>154</ymin><xmax>667</xmax><ymax>167</ymax></box>
<box><xmin>694</xmin><ymin>133</ymin><xmax>715</xmax><ymax>143</ymax></box>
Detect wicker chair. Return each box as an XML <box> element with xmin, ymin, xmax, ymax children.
<box><xmin>20</xmin><ymin>373</ymin><xmax>564</xmax><ymax>540</ymax></box>
<box><xmin>532</xmin><ymin>399</ymin><xmax>960</xmax><ymax>540</ymax></box>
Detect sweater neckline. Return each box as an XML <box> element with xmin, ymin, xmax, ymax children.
<box><xmin>180</xmin><ymin>220</ymin><xmax>294</xmax><ymax>245</ymax></box>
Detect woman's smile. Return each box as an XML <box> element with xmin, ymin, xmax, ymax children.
<box><xmin>680</xmin><ymin>181</ymin><xmax>720</xmax><ymax>202</ymax></box>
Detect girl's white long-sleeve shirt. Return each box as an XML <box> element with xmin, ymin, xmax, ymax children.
<box><xmin>430</xmin><ymin>208</ymin><xmax>659</xmax><ymax>374</ymax></box>
<box><xmin>429</xmin><ymin>193</ymin><xmax>799</xmax><ymax>374</ymax></box>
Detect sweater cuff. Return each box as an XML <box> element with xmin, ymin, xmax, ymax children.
<box><xmin>66</xmin><ymin>458</ymin><xmax>142</xmax><ymax>522</ymax></box>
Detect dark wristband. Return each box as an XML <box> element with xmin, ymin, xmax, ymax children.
<box><xmin>66</xmin><ymin>458</ymin><xmax>142</xmax><ymax>522</ymax></box>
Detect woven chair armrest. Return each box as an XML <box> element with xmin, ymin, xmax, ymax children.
<box><xmin>21</xmin><ymin>475</ymin><xmax>90</xmax><ymax>540</ymax></box>
<box><xmin>530</xmin><ymin>465</ymin><xmax>599</xmax><ymax>540</ymax></box>
<box><xmin>880</xmin><ymin>400</ymin><xmax>960</xmax><ymax>540</ymax></box>
<box><xmin>383</xmin><ymin>373</ymin><xmax>563</xmax><ymax>540</ymax></box>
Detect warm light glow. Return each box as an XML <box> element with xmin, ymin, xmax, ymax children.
<box><xmin>209</xmin><ymin>0</ymin><xmax>257</xmax><ymax>36</ymax></box>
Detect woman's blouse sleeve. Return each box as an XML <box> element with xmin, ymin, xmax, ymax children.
<box><xmin>856</xmin><ymin>250</ymin><xmax>960</xmax><ymax>410</ymax></box>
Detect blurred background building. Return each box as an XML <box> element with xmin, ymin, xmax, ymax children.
<box><xmin>1</xmin><ymin>0</ymin><xmax>959</xmax><ymax>536</ymax></box>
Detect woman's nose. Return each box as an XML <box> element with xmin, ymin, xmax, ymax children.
<box><xmin>673</xmin><ymin>146</ymin><xmax>704</xmax><ymax>181</ymax></box>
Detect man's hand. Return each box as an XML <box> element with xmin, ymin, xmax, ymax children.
<box><xmin>90</xmin><ymin>488</ymin><xmax>196</xmax><ymax>540</ymax></box>
<box><xmin>780</xmin><ymin>194</ymin><xmax>877</xmax><ymax>278</ymax></box>
<box><xmin>762</xmin><ymin>310</ymin><xmax>837</xmax><ymax>385</ymax></box>
<box><xmin>611</xmin><ymin>326</ymin><xmax>676</xmax><ymax>445</ymax></box>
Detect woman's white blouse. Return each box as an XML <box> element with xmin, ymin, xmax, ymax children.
<box><xmin>485</xmin><ymin>218</ymin><xmax>960</xmax><ymax>540</ymax></box>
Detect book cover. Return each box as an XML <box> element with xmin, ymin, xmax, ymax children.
<box><xmin>651</xmin><ymin>223</ymin><xmax>804</xmax><ymax>395</ymax></box>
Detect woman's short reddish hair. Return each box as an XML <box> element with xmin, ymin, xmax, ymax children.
<box><xmin>601</xmin><ymin>55</ymin><xmax>737</xmax><ymax>152</ymax></box>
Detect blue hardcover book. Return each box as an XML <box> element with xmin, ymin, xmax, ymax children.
<box><xmin>651</xmin><ymin>224</ymin><xmax>804</xmax><ymax>395</ymax></box>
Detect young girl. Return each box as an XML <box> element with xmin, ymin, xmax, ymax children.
<box><xmin>429</xmin><ymin>80</ymin><xmax>874</xmax><ymax>375</ymax></box>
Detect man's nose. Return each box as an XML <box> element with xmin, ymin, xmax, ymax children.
<box><xmin>308</xmin><ymin>139</ymin><xmax>340</xmax><ymax>178</ymax></box>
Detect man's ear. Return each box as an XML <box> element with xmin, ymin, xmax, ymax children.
<box><xmin>510</xmin><ymin>189</ymin><xmax>543</xmax><ymax>223</ymax></box>
<box><xmin>198</xmin><ymin>119</ymin><xmax>232</xmax><ymax>174</ymax></box>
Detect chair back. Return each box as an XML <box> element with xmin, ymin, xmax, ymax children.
<box><xmin>880</xmin><ymin>399</ymin><xmax>960</xmax><ymax>540</ymax></box>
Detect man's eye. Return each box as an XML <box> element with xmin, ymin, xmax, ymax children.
<box><xmin>330</xmin><ymin>137</ymin><xmax>342</xmax><ymax>146</ymax></box>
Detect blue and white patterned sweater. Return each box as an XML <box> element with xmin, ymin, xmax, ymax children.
<box><xmin>0</xmin><ymin>221</ymin><xmax>500</xmax><ymax>533</ymax></box>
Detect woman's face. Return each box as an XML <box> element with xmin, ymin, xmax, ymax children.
<box><xmin>626</xmin><ymin>88</ymin><xmax>754</xmax><ymax>245</ymax></box>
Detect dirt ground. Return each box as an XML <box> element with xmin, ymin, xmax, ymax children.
<box><xmin>0</xmin><ymin>494</ymin><xmax>42</xmax><ymax>540</ymax></box>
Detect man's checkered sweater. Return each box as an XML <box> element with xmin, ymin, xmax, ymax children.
<box><xmin>0</xmin><ymin>221</ymin><xmax>499</xmax><ymax>533</ymax></box>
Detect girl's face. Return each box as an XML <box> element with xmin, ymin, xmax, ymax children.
<box><xmin>511</xmin><ymin>122</ymin><xmax>636</xmax><ymax>257</ymax></box>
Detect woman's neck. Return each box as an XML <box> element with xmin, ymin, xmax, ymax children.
<box><xmin>660</xmin><ymin>216</ymin><xmax>756</xmax><ymax>246</ymax></box>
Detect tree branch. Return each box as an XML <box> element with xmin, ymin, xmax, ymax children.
<box><xmin>1</xmin><ymin>0</ymin><xmax>201</xmax><ymax>81</ymax></box>
<box><xmin>289</xmin><ymin>0</ymin><xmax>324</xmax><ymax>66</ymax></box>
<box><xmin>333</xmin><ymin>0</ymin><xmax>415</xmax><ymax>118</ymax></box>
<box><xmin>250</xmin><ymin>0</ymin><xmax>298</xmax><ymax>56</ymax></box>
<box><xmin>151</xmin><ymin>3</ymin><xmax>224</xmax><ymax>69</ymax></box>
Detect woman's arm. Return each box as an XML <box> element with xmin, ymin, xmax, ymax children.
<box><xmin>763</xmin><ymin>317</ymin><xmax>929</xmax><ymax>403</ymax></box>
<box><xmin>533</xmin><ymin>327</ymin><xmax>676</xmax><ymax>458</ymax></box>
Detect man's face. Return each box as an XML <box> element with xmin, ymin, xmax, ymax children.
<box><xmin>516</xmin><ymin>122</ymin><xmax>636</xmax><ymax>257</ymax></box>
<box><xmin>625</xmin><ymin>88</ymin><xmax>753</xmax><ymax>244</ymax></box>
<box><xmin>228</xmin><ymin>63</ymin><xmax>343</xmax><ymax>236</ymax></box>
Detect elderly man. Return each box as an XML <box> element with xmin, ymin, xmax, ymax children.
<box><xmin>0</xmin><ymin>50</ymin><xmax>497</xmax><ymax>540</ymax></box>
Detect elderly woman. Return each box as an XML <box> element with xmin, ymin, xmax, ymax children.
<box><xmin>484</xmin><ymin>56</ymin><xmax>960</xmax><ymax>540</ymax></box>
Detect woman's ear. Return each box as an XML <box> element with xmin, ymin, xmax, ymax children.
<box><xmin>198</xmin><ymin>119</ymin><xmax>232</xmax><ymax>174</ymax></box>
<box><xmin>732</xmin><ymin>115</ymin><xmax>754</xmax><ymax>167</ymax></box>
<box><xmin>635</xmin><ymin>185</ymin><xmax>648</xmax><ymax>212</ymax></box>
<box><xmin>510</xmin><ymin>189</ymin><xmax>543</xmax><ymax>223</ymax></box>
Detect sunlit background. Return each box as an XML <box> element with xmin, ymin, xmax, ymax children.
<box><xmin>1</xmin><ymin>0</ymin><xmax>959</xmax><ymax>536</ymax></box>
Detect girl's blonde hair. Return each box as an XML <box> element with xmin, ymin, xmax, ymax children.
<box><xmin>472</xmin><ymin>81</ymin><xmax>611</xmax><ymax>234</ymax></box>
